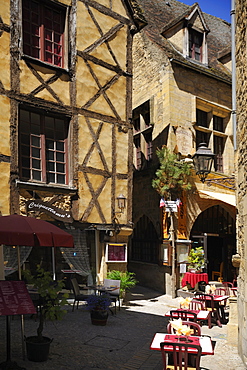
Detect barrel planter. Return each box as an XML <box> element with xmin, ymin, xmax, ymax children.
<box><xmin>90</xmin><ymin>310</ymin><xmax>108</xmax><ymax>326</ymax></box>
<box><xmin>25</xmin><ymin>336</ymin><xmax>53</xmax><ymax>362</ymax></box>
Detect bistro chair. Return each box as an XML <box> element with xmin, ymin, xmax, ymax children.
<box><xmin>71</xmin><ymin>278</ymin><xmax>90</xmax><ymax>311</ymax></box>
<box><xmin>160</xmin><ymin>341</ymin><xmax>202</xmax><ymax>370</ymax></box>
<box><xmin>194</xmin><ymin>292</ymin><xmax>221</xmax><ymax>327</ymax></box>
<box><xmin>212</xmin><ymin>262</ymin><xmax>223</xmax><ymax>282</ymax></box>
<box><xmin>170</xmin><ymin>310</ymin><xmax>197</xmax><ymax>322</ymax></box>
<box><xmin>103</xmin><ymin>278</ymin><xmax>121</xmax><ymax>314</ymax></box>
<box><xmin>222</xmin><ymin>282</ymin><xmax>233</xmax><ymax>295</ymax></box>
<box><xmin>188</xmin><ymin>299</ymin><xmax>212</xmax><ymax>329</ymax></box>
<box><xmin>167</xmin><ymin>320</ymin><xmax>202</xmax><ymax>336</ymax></box>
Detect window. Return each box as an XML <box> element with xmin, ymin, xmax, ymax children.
<box><xmin>214</xmin><ymin>136</ymin><xmax>224</xmax><ymax>172</ymax></box>
<box><xmin>133</xmin><ymin>101</ymin><xmax>153</xmax><ymax>170</ymax></box>
<box><xmin>196</xmin><ymin>109</ymin><xmax>208</xmax><ymax>128</ymax></box>
<box><xmin>195</xmin><ymin>106</ymin><xmax>228</xmax><ymax>174</ymax></box>
<box><xmin>19</xmin><ymin>108</ymin><xmax>69</xmax><ymax>185</ymax></box>
<box><xmin>213</xmin><ymin>115</ymin><xmax>224</xmax><ymax>132</ymax></box>
<box><xmin>189</xmin><ymin>29</ymin><xmax>203</xmax><ymax>62</ymax></box>
<box><xmin>22</xmin><ymin>0</ymin><xmax>66</xmax><ymax>68</ymax></box>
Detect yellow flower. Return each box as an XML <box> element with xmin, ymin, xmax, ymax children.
<box><xmin>179</xmin><ymin>297</ymin><xmax>192</xmax><ymax>309</ymax></box>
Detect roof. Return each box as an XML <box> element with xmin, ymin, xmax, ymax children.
<box><xmin>134</xmin><ymin>0</ymin><xmax>232</xmax><ymax>83</ymax></box>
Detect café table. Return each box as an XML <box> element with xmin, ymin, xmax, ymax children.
<box><xmin>181</xmin><ymin>272</ymin><xmax>208</xmax><ymax>288</ymax></box>
<box><xmin>194</xmin><ymin>294</ymin><xmax>229</xmax><ymax>326</ymax></box>
<box><xmin>150</xmin><ymin>333</ymin><xmax>214</xmax><ymax>355</ymax></box>
<box><xmin>165</xmin><ymin>309</ymin><xmax>211</xmax><ymax>328</ymax></box>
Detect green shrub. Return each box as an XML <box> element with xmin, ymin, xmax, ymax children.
<box><xmin>107</xmin><ymin>270</ymin><xmax>138</xmax><ymax>298</ymax></box>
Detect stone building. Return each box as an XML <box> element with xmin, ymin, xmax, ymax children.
<box><xmin>0</xmin><ymin>0</ymin><xmax>145</xmax><ymax>284</ymax></box>
<box><xmin>130</xmin><ymin>0</ymin><xmax>236</xmax><ymax>294</ymax></box>
<box><xmin>235</xmin><ymin>0</ymin><xmax>247</xmax><ymax>365</ymax></box>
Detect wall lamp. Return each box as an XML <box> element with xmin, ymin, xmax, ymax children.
<box><xmin>192</xmin><ymin>142</ymin><xmax>235</xmax><ymax>190</ymax></box>
<box><xmin>116</xmin><ymin>194</ymin><xmax>127</xmax><ymax>213</ymax></box>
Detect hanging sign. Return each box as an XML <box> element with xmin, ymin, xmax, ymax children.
<box><xmin>26</xmin><ymin>200</ymin><xmax>73</xmax><ymax>223</ymax></box>
<box><xmin>164</xmin><ymin>201</ymin><xmax>178</xmax><ymax>212</ymax></box>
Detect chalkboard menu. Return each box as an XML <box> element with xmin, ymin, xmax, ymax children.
<box><xmin>0</xmin><ymin>281</ymin><xmax>36</xmax><ymax>316</ymax></box>
<box><xmin>105</xmin><ymin>243</ymin><xmax>127</xmax><ymax>262</ymax></box>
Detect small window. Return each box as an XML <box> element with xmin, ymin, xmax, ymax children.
<box><xmin>196</xmin><ymin>109</ymin><xmax>208</xmax><ymax>128</ymax></box>
<box><xmin>22</xmin><ymin>0</ymin><xmax>66</xmax><ymax>68</ymax></box>
<box><xmin>213</xmin><ymin>115</ymin><xmax>224</xmax><ymax>132</ymax></box>
<box><xmin>214</xmin><ymin>136</ymin><xmax>224</xmax><ymax>172</ymax></box>
<box><xmin>189</xmin><ymin>29</ymin><xmax>203</xmax><ymax>62</ymax></box>
<box><xmin>19</xmin><ymin>107</ymin><xmax>69</xmax><ymax>185</ymax></box>
<box><xmin>196</xmin><ymin>131</ymin><xmax>210</xmax><ymax>149</ymax></box>
<box><xmin>133</xmin><ymin>101</ymin><xmax>152</xmax><ymax>170</ymax></box>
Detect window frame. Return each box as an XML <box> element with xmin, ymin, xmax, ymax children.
<box><xmin>19</xmin><ymin>107</ymin><xmax>69</xmax><ymax>185</ymax></box>
<box><xmin>189</xmin><ymin>28</ymin><xmax>203</xmax><ymax>62</ymax></box>
<box><xmin>22</xmin><ymin>0</ymin><xmax>68</xmax><ymax>69</ymax></box>
<box><xmin>133</xmin><ymin>101</ymin><xmax>153</xmax><ymax>171</ymax></box>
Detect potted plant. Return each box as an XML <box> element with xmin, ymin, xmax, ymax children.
<box><xmin>86</xmin><ymin>294</ymin><xmax>112</xmax><ymax>326</ymax></box>
<box><xmin>187</xmin><ymin>247</ymin><xmax>206</xmax><ymax>273</ymax></box>
<box><xmin>107</xmin><ymin>270</ymin><xmax>138</xmax><ymax>300</ymax></box>
<box><xmin>23</xmin><ymin>265</ymin><xmax>68</xmax><ymax>362</ymax></box>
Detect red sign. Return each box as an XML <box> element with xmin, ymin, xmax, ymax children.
<box><xmin>0</xmin><ymin>281</ymin><xmax>37</xmax><ymax>316</ymax></box>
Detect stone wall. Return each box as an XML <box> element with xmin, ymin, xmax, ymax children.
<box><xmin>235</xmin><ymin>0</ymin><xmax>247</xmax><ymax>366</ymax></box>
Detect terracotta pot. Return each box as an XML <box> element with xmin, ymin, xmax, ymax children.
<box><xmin>90</xmin><ymin>310</ymin><xmax>108</xmax><ymax>326</ymax></box>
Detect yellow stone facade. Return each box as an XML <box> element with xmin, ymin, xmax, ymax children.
<box><xmin>130</xmin><ymin>1</ymin><xmax>236</xmax><ymax>294</ymax></box>
<box><xmin>0</xmin><ymin>0</ymin><xmax>143</xmax><ymax>282</ymax></box>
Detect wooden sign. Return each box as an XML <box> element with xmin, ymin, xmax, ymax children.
<box><xmin>0</xmin><ymin>281</ymin><xmax>36</xmax><ymax>316</ymax></box>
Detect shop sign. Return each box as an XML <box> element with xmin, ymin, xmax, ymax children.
<box><xmin>26</xmin><ymin>200</ymin><xmax>73</xmax><ymax>223</ymax></box>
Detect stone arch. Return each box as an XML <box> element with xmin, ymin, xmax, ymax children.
<box><xmin>190</xmin><ymin>205</ymin><xmax>236</xmax><ymax>282</ymax></box>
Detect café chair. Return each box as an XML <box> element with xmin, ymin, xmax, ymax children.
<box><xmin>71</xmin><ymin>278</ymin><xmax>90</xmax><ymax>311</ymax></box>
<box><xmin>170</xmin><ymin>310</ymin><xmax>197</xmax><ymax>322</ymax></box>
<box><xmin>188</xmin><ymin>299</ymin><xmax>211</xmax><ymax>329</ymax></box>
<box><xmin>212</xmin><ymin>262</ymin><xmax>223</xmax><ymax>282</ymax></box>
<box><xmin>222</xmin><ymin>282</ymin><xmax>233</xmax><ymax>295</ymax></box>
<box><xmin>194</xmin><ymin>292</ymin><xmax>222</xmax><ymax>327</ymax></box>
<box><xmin>189</xmin><ymin>299</ymin><xmax>205</xmax><ymax>311</ymax></box>
<box><xmin>103</xmin><ymin>278</ymin><xmax>121</xmax><ymax>314</ymax></box>
<box><xmin>160</xmin><ymin>341</ymin><xmax>202</xmax><ymax>370</ymax></box>
<box><xmin>167</xmin><ymin>320</ymin><xmax>202</xmax><ymax>336</ymax></box>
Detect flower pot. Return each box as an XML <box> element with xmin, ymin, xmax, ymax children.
<box><xmin>25</xmin><ymin>336</ymin><xmax>53</xmax><ymax>362</ymax></box>
<box><xmin>90</xmin><ymin>310</ymin><xmax>108</xmax><ymax>326</ymax></box>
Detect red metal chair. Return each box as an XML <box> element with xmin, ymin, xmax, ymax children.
<box><xmin>167</xmin><ymin>320</ymin><xmax>201</xmax><ymax>336</ymax></box>
<box><xmin>160</xmin><ymin>341</ymin><xmax>202</xmax><ymax>370</ymax></box>
<box><xmin>194</xmin><ymin>292</ymin><xmax>222</xmax><ymax>327</ymax></box>
<box><xmin>170</xmin><ymin>310</ymin><xmax>197</xmax><ymax>322</ymax></box>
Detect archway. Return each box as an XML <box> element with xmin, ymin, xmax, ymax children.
<box><xmin>190</xmin><ymin>205</ymin><xmax>236</xmax><ymax>282</ymax></box>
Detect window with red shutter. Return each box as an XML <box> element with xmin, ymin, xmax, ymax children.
<box><xmin>19</xmin><ymin>108</ymin><xmax>69</xmax><ymax>185</ymax></box>
<box><xmin>22</xmin><ymin>0</ymin><xmax>66</xmax><ymax>68</ymax></box>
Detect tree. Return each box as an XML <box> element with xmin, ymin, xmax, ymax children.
<box><xmin>152</xmin><ymin>146</ymin><xmax>194</xmax><ymax>199</ymax></box>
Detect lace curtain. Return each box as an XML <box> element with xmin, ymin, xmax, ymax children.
<box><xmin>4</xmin><ymin>246</ymin><xmax>32</xmax><ymax>277</ymax></box>
<box><xmin>60</xmin><ymin>228</ymin><xmax>93</xmax><ymax>286</ymax></box>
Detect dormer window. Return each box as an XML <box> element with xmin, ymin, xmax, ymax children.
<box><xmin>189</xmin><ymin>29</ymin><xmax>203</xmax><ymax>62</ymax></box>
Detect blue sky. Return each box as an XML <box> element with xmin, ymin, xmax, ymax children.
<box><xmin>179</xmin><ymin>0</ymin><xmax>231</xmax><ymax>23</ymax></box>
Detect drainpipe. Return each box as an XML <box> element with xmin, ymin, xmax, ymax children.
<box><xmin>231</xmin><ymin>0</ymin><xmax>237</xmax><ymax>150</ymax></box>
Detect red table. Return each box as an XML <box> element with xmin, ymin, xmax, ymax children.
<box><xmin>181</xmin><ymin>272</ymin><xmax>208</xmax><ymax>288</ymax></box>
<box><xmin>150</xmin><ymin>333</ymin><xmax>214</xmax><ymax>355</ymax></box>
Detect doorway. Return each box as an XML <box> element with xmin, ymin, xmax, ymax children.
<box><xmin>190</xmin><ymin>205</ymin><xmax>236</xmax><ymax>282</ymax></box>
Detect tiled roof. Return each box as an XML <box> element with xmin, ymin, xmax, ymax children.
<box><xmin>134</xmin><ymin>0</ymin><xmax>231</xmax><ymax>83</ymax></box>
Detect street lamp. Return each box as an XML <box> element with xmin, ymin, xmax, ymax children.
<box><xmin>192</xmin><ymin>143</ymin><xmax>215</xmax><ymax>183</ymax></box>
